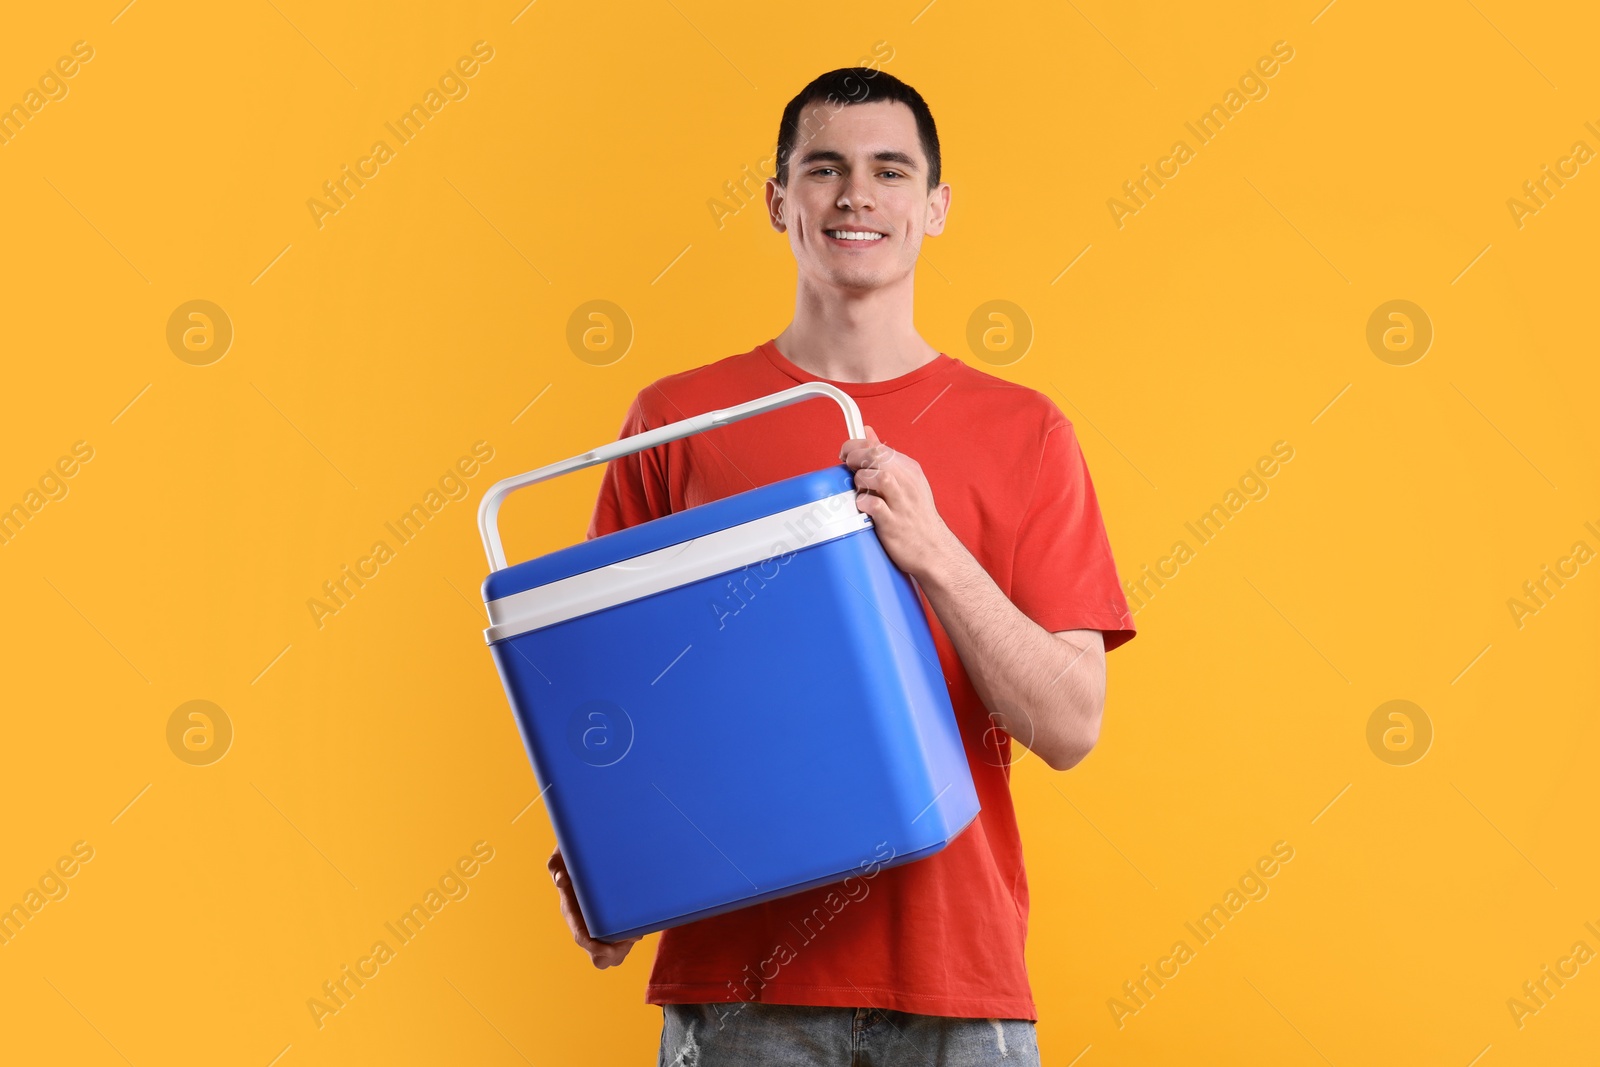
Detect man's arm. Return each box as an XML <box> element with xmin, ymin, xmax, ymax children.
<box><xmin>843</xmin><ymin>426</ymin><xmax>1108</xmax><ymax>771</ymax></box>
<box><xmin>914</xmin><ymin>536</ymin><xmax>1107</xmax><ymax>770</ymax></box>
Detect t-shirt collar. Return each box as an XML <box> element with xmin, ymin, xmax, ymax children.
<box><xmin>760</xmin><ymin>339</ymin><xmax>954</xmax><ymax>397</ymax></box>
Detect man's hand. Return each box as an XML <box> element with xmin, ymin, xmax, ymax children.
<box><xmin>548</xmin><ymin>845</ymin><xmax>640</xmax><ymax>969</ymax></box>
<box><xmin>840</xmin><ymin>425</ymin><xmax>959</xmax><ymax>581</ymax></box>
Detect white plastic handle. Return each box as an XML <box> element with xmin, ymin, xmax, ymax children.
<box><xmin>477</xmin><ymin>381</ymin><xmax>865</xmax><ymax>572</ymax></box>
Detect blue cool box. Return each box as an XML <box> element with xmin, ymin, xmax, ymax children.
<box><xmin>477</xmin><ymin>385</ymin><xmax>980</xmax><ymax>942</ymax></box>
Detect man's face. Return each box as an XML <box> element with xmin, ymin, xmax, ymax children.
<box><xmin>766</xmin><ymin>99</ymin><xmax>950</xmax><ymax>293</ymax></box>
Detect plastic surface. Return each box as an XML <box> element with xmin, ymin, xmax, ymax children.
<box><xmin>486</xmin><ymin>468</ymin><xmax>980</xmax><ymax>941</ymax></box>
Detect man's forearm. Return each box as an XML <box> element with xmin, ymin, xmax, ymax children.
<box><xmin>911</xmin><ymin>533</ymin><xmax>1106</xmax><ymax>770</ymax></box>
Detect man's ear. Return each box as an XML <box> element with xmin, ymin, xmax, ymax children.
<box><xmin>765</xmin><ymin>178</ymin><xmax>787</xmax><ymax>233</ymax></box>
<box><xmin>924</xmin><ymin>182</ymin><xmax>952</xmax><ymax>237</ymax></box>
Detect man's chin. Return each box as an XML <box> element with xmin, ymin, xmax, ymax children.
<box><xmin>817</xmin><ymin>266</ymin><xmax>898</xmax><ymax>293</ymax></box>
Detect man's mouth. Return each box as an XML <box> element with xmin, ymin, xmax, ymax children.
<box><xmin>823</xmin><ymin>229</ymin><xmax>886</xmax><ymax>242</ymax></box>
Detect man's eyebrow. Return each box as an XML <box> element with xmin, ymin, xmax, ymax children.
<box><xmin>795</xmin><ymin>148</ymin><xmax>920</xmax><ymax>170</ymax></box>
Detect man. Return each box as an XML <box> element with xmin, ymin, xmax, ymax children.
<box><xmin>548</xmin><ymin>68</ymin><xmax>1136</xmax><ymax>1065</ymax></box>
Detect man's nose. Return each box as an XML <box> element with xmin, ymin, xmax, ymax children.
<box><xmin>837</xmin><ymin>176</ymin><xmax>875</xmax><ymax>211</ymax></box>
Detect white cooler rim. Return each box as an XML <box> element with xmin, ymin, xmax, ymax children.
<box><xmin>484</xmin><ymin>489</ymin><xmax>870</xmax><ymax>643</ymax></box>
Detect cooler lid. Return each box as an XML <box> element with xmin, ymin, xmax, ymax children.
<box><xmin>483</xmin><ymin>464</ymin><xmax>857</xmax><ymax>602</ymax></box>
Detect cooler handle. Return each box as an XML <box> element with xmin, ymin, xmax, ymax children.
<box><xmin>477</xmin><ymin>381</ymin><xmax>865</xmax><ymax>572</ymax></box>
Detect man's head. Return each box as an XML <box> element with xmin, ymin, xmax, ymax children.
<box><xmin>766</xmin><ymin>68</ymin><xmax>950</xmax><ymax>293</ymax></box>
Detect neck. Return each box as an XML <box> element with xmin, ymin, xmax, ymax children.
<box><xmin>773</xmin><ymin>271</ymin><xmax>938</xmax><ymax>383</ymax></box>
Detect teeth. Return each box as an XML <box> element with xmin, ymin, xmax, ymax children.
<box><xmin>826</xmin><ymin>230</ymin><xmax>884</xmax><ymax>241</ymax></box>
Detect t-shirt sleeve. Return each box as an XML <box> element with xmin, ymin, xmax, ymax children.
<box><xmin>1010</xmin><ymin>418</ymin><xmax>1138</xmax><ymax>653</ymax></box>
<box><xmin>585</xmin><ymin>393</ymin><xmax>672</xmax><ymax>540</ymax></box>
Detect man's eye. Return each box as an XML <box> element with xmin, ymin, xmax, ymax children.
<box><xmin>881</xmin><ymin>170</ymin><xmax>903</xmax><ymax>179</ymax></box>
<box><xmin>813</xmin><ymin>167</ymin><xmax>839</xmax><ymax>177</ymax></box>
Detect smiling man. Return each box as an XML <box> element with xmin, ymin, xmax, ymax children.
<box><xmin>548</xmin><ymin>67</ymin><xmax>1137</xmax><ymax>1065</ymax></box>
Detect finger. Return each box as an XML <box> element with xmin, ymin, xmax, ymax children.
<box><xmin>843</xmin><ymin>442</ymin><xmax>893</xmax><ymax>471</ymax></box>
<box><xmin>553</xmin><ymin>871</ymin><xmax>602</xmax><ymax>943</ymax></box>
<box><xmin>556</xmin><ymin>884</ymin><xmax>641</xmax><ymax>962</ymax></box>
<box><xmin>857</xmin><ymin>461</ymin><xmax>907</xmax><ymax>489</ymax></box>
<box><xmin>854</xmin><ymin>490</ymin><xmax>888</xmax><ymax>517</ymax></box>
<box><xmin>854</xmin><ymin>467</ymin><xmax>887</xmax><ymax>493</ymax></box>
<box><xmin>556</xmin><ymin>886</ymin><xmax>589</xmax><ymax>934</ymax></box>
<box><xmin>846</xmin><ymin>444</ymin><xmax>886</xmax><ymax>468</ymax></box>
<box><xmin>842</xmin><ymin>448</ymin><xmax>874</xmax><ymax>471</ymax></box>
<box><xmin>568</xmin><ymin>912</ymin><xmax>609</xmax><ymax>956</ymax></box>
<box><xmin>593</xmin><ymin>943</ymin><xmax>633</xmax><ymax>968</ymax></box>
<box><xmin>550</xmin><ymin>857</ymin><xmax>635</xmax><ymax>966</ymax></box>
<box><xmin>590</xmin><ymin>932</ymin><xmax>642</xmax><ymax>966</ymax></box>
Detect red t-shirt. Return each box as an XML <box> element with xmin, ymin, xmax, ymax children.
<box><xmin>586</xmin><ymin>339</ymin><xmax>1136</xmax><ymax>1020</ymax></box>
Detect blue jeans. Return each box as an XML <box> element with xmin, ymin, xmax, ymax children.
<box><xmin>658</xmin><ymin>1003</ymin><xmax>1041</xmax><ymax>1066</ymax></box>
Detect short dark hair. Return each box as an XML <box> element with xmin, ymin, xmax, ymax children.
<box><xmin>774</xmin><ymin>68</ymin><xmax>941</xmax><ymax>191</ymax></box>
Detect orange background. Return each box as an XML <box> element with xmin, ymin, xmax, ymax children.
<box><xmin>1</xmin><ymin>1</ymin><xmax>1597</xmax><ymax>1063</ymax></box>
